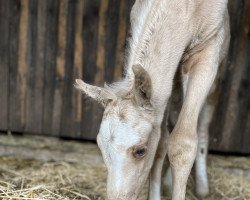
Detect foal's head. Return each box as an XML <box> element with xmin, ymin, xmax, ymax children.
<box><xmin>75</xmin><ymin>65</ymin><xmax>159</xmax><ymax>200</ymax></box>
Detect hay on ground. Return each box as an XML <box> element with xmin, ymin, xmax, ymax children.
<box><xmin>0</xmin><ymin>134</ymin><xmax>249</xmax><ymax>200</ymax></box>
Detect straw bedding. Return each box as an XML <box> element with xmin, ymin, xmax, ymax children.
<box><xmin>0</xmin><ymin>134</ymin><xmax>249</xmax><ymax>200</ymax></box>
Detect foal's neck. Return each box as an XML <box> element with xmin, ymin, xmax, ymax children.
<box><xmin>125</xmin><ymin>0</ymin><xmax>192</xmax><ymax>121</ymax></box>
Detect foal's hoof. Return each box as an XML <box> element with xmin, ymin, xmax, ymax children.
<box><xmin>196</xmin><ymin>185</ymin><xmax>209</xmax><ymax>199</ymax></box>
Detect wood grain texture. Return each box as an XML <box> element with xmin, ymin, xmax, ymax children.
<box><xmin>81</xmin><ymin>0</ymin><xmax>100</xmax><ymax>139</ymax></box>
<box><xmin>209</xmin><ymin>0</ymin><xmax>250</xmax><ymax>153</ymax></box>
<box><xmin>89</xmin><ymin>0</ymin><xmax>109</xmax><ymax>140</ymax></box>
<box><xmin>72</xmin><ymin>0</ymin><xmax>84</xmax><ymax>138</ymax></box>
<box><xmin>241</xmin><ymin>7</ymin><xmax>250</xmax><ymax>153</ymax></box>
<box><xmin>221</xmin><ymin>1</ymin><xmax>247</xmax><ymax>151</ymax></box>
<box><xmin>60</xmin><ymin>0</ymin><xmax>77</xmax><ymax>137</ymax></box>
<box><xmin>8</xmin><ymin>0</ymin><xmax>22</xmax><ymax>131</ymax></box>
<box><xmin>42</xmin><ymin>0</ymin><xmax>59</xmax><ymax>134</ymax></box>
<box><xmin>114</xmin><ymin>0</ymin><xmax>134</xmax><ymax>80</ymax></box>
<box><xmin>104</xmin><ymin>0</ymin><xmax>120</xmax><ymax>83</ymax></box>
<box><xmin>52</xmin><ymin>0</ymin><xmax>68</xmax><ymax>135</ymax></box>
<box><xmin>0</xmin><ymin>0</ymin><xmax>10</xmax><ymax>131</ymax></box>
<box><xmin>231</xmin><ymin>1</ymin><xmax>250</xmax><ymax>154</ymax></box>
<box><xmin>114</xmin><ymin>0</ymin><xmax>129</xmax><ymax>80</ymax></box>
<box><xmin>18</xmin><ymin>0</ymin><xmax>29</xmax><ymax>130</ymax></box>
<box><xmin>25</xmin><ymin>0</ymin><xmax>44</xmax><ymax>133</ymax></box>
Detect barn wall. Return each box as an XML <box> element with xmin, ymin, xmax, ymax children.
<box><xmin>0</xmin><ymin>0</ymin><xmax>249</xmax><ymax>153</ymax></box>
<box><xmin>0</xmin><ymin>0</ymin><xmax>134</xmax><ymax>140</ymax></box>
<box><xmin>209</xmin><ymin>0</ymin><xmax>250</xmax><ymax>154</ymax></box>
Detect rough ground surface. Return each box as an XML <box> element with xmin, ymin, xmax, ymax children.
<box><xmin>0</xmin><ymin>134</ymin><xmax>249</xmax><ymax>200</ymax></box>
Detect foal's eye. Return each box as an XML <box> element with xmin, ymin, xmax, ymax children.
<box><xmin>132</xmin><ymin>146</ymin><xmax>147</xmax><ymax>159</ymax></box>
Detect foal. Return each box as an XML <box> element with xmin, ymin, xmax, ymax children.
<box><xmin>75</xmin><ymin>0</ymin><xmax>230</xmax><ymax>199</ymax></box>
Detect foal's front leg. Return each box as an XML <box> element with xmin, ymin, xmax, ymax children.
<box><xmin>167</xmin><ymin>33</ymin><xmax>225</xmax><ymax>200</ymax></box>
<box><xmin>149</xmin><ymin>119</ymin><xmax>169</xmax><ymax>200</ymax></box>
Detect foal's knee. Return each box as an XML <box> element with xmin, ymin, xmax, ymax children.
<box><xmin>167</xmin><ymin>132</ymin><xmax>198</xmax><ymax>171</ymax></box>
<box><xmin>166</xmin><ymin>131</ymin><xmax>198</xmax><ymax>200</ymax></box>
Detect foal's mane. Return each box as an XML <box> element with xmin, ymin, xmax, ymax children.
<box><xmin>105</xmin><ymin>0</ymin><xmax>166</xmax><ymax>97</ymax></box>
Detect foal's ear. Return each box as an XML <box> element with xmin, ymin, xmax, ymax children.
<box><xmin>132</xmin><ymin>64</ymin><xmax>153</xmax><ymax>110</ymax></box>
<box><xmin>74</xmin><ymin>79</ymin><xmax>117</xmax><ymax>107</ymax></box>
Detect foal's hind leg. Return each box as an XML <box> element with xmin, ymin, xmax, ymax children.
<box><xmin>167</xmin><ymin>30</ymin><xmax>225</xmax><ymax>200</ymax></box>
<box><xmin>195</xmin><ymin>101</ymin><xmax>214</xmax><ymax>197</ymax></box>
<box><xmin>195</xmin><ymin>68</ymin><xmax>224</xmax><ymax>197</ymax></box>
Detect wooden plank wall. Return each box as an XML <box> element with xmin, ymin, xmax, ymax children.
<box><xmin>0</xmin><ymin>0</ymin><xmax>134</xmax><ymax>139</ymax></box>
<box><xmin>0</xmin><ymin>0</ymin><xmax>249</xmax><ymax>153</ymax></box>
<box><xmin>209</xmin><ymin>0</ymin><xmax>250</xmax><ymax>154</ymax></box>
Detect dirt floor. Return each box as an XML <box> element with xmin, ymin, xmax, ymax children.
<box><xmin>0</xmin><ymin>134</ymin><xmax>250</xmax><ymax>200</ymax></box>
